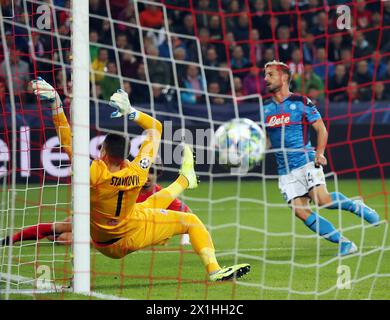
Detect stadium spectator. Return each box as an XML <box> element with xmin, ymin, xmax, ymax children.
<box><xmin>93</xmin><ymin>83</ymin><xmax>104</xmax><ymax>100</ymax></box>
<box><xmin>328</xmin><ymin>34</ymin><xmax>344</xmax><ymax>62</ymax></box>
<box><xmin>353</xmin><ymin>60</ymin><xmax>372</xmax><ymax>101</ymax></box>
<box><xmin>100</xmin><ymin>20</ymin><xmax>113</xmax><ymax>45</ymax></box>
<box><xmin>208</xmin><ymin>82</ymin><xmax>225</xmax><ymax>105</ymax></box>
<box><xmin>123</xmin><ymin>81</ymin><xmax>132</xmax><ymax>100</ymax></box>
<box><xmin>310</xmin><ymin>12</ymin><xmax>330</xmax><ymax>47</ymax></box>
<box><xmin>232</xmin><ymin>77</ymin><xmax>244</xmax><ymax>100</ymax></box>
<box><xmin>251</xmin><ymin>0</ymin><xmax>272</xmax><ymax>40</ymax></box>
<box><xmin>196</xmin><ymin>0</ymin><xmax>212</xmax><ymax>29</ymax></box>
<box><xmin>243</xmin><ymin>66</ymin><xmax>266</xmax><ymax>96</ymax></box>
<box><xmin>230</xmin><ymin>46</ymin><xmax>250</xmax><ymax>71</ymax></box>
<box><xmin>328</xmin><ymin>64</ymin><xmax>349</xmax><ymax>102</ymax></box>
<box><xmin>146</xmin><ymin>45</ymin><xmax>172</xmax><ymax>85</ymax></box>
<box><xmin>204</xmin><ymin>47</ymin><xmax>219</xmax><ymax>67</ymax></box>
<box><xmin>89</xmin><ymin>30</ymin><xmax>100</xmax><ymax>62</ymax></box>
<box><xmin>379</xmin><ymin>60</ymin><xmax>390</xmax><ymax>93</ymax></box>
<box><xmin>368</xmin><ymin>51</ymin><xmax>387</xmax><ymax>79</ymax></box>
<box><xmin>313</xmin><ymin>48</ymin><xmax>334</xmax><ymax>81</ymax></box>
<box><xmin>117</xmin><ymin>1</ymin><xmax>136</xmax><ymax>31</ymax></box>
<box><xmin>173</xmin><ymin>47</ymin><xmax>186</xmax><ymax>61</ymax></box>
<box><xmin>120</xmin><ymin>51</ymin><xmax>139</xmax><ymax>79</ymax></box>
<box><xmin>301</xmin><ymin>0</ymin><xmax>321</xmax><ymax>31</ymax></box>
<box><xmin>181</xmin><ymin>65</ymin><xmax>205</xmax><ymax>104</ymax></box>
<box><xmin>208</xmin><ymin>15</ymin><xmax>223</xmax><ymax>41</ymax></box>
<box><xmin>277</xmin><ymin>0</ymin><xmax>298</xmax><ymax>38</ymax></box>
<box><xmin>0</xmin><ymin>77</ymin><xmax>6</xmax><ymax>104</ymax></box>
<box><xmin>0</xmin><ymin>49</ymin><xmax>30</xmax><ymax>97</ymax></box>
<box><xmin>91</xmin><ymin>48</ymin><xmax>109</xmax><ymax>83</ymax></box>
<box><xmin>302</xmin><ymin>33</ymin><xmax>316</xmax><ymax>63</ymax></box>
<box><xmin>140</xmin><ymin>4</ymin><xmax>163</xmax><ymax>29</ymax></box>
<box><xmin>353</xmin><ymin>31</ymin><xmax>374</xmax><ymax>59</ymax></box>
<box><xmin>356</xmin><ymin>1</ymin><xmax>372</xmax><ymax>30</ymax></box>
<box><xmin>214</xmin><ymin>63</ymin><xmax>231</xmax><ymax>94</ymax></box>
<box><xmin>151</xmin><ymin>85</ymin><xmax>166</xmax><ymax>104</ymax></box>
<box><xmin>277</xmin><ymin>25</ymin><xmax>296</xmax><ymax>63</ymax></box>
<box><xmin>99</xmin><ymin>62</ymin><xmax>120</xmax><ymax>100</ymax></box>
<box><xmin>116</xmin><ymin>33</ymin><xmax>129</xmax><ymax>50</ymax></box>
<box><xmin>89</xmin><ymin>0</ymin><xmax>108</xmax><ymax>33</ymax></box>
<box><xmin>177</xmin><ymin>14</ymin><xmax>195</xmax><ymax>36</ymax></box>
<box><xmin>294</xmin><ymin>64</ymin><xmax>324</xmax><ymax>101</ymax></box>
<box><xmin>288</xmin><ymin>48</ymin><xmax>304</xmax><ymax>81</ymax></box>
<box><xmin>249</xmin><ymin>29</ymin><xmax>263</xmax><ymax>67</ymax></box>
<box><xmin>131</xmin><ymin>63</ymin><xmax>150</xmax><ymax>104</ymax></box>
<box><xmin>365</xmin><ymin>12</ymin><xmax>385</xmax><ymax>50</ymax></box>
<box><xmin>340</xmin><ymin>47</ymin><xmax>353</xmax><ymax>73</ymax></box>
<box><xmin>384</xmin><ymin>0</ymin><xmax>390</xmax><ymax>26</ymax></box>
<box><xmin>260</xmin><ymin>47</ymin><xmax>276</xmax><ymax>67</ymax></box>
<box><xmin>348</xmin><ymin>81</ymin><xmax>360</xmax><ymax>103</ymax></box>
<box><xmin>374</xmin><ymin>81</ymin><xmax>390</xmax><ymax>101</ymax></box>
<box><xmin>234</xmin><ymin>13</ymin><xmax>250</xmax><ymax>41</ymax></box>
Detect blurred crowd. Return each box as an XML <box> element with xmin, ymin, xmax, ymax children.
<box><xmin>0</xmin><ymin>0</ymin><xmax>389</xmax><ymax>107</ymax></box>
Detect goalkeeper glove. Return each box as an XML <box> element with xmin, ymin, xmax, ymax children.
<box><xmin>30</xmin><ymin>77</ymin><xmax>60</xmax><ymax>104</ymax></box>
<box><xmin>109</xmin><ymin>89</ymin><xmax>137</xmax><ymax>120</ymax></box>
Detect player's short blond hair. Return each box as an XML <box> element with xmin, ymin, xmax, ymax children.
<box><xmin>264</xmin><ymin>60</ymin><xmax>292</xmax><ymax>83</ymax></box>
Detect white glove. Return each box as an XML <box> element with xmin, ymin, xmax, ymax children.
<box><xmin>30</xmin><ymin>77</ymin><xmax>59</xmax><ymax>103</ymax></box>
<box><xmin>109</xmin><ymin>89</ymin><xmax>137</xmax><ymax>120</ymax></box>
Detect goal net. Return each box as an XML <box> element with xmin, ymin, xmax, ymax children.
<box><xmin>1</xmin><ymin>0</ymin><xmax>390</xmax><ymax>300</ymax></box>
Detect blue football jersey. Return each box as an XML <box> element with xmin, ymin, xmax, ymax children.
<box><xmin>263</xmin><ymin>94</ymin><xmax>322</xmax><ymax>175</ymax></box>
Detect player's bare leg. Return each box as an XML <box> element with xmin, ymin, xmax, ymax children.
<box><xmin>309</xmin><ymin>185</ymin><xmax>379</xmax><ymax>225</ymax></box>
<box><xmin>291</xmin><ymin>196</ymin><xmax>357</xmax><ymax>256</ymax></box>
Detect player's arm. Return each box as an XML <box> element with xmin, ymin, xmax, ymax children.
<box><xmin>31</xmin><ymin>78</ymin><xmax>72</xmax><ymax>159</ymax></box>
<box><xmin>311</xmin><ymin>118</ymin><xmax>328</xmax><ymax>166</ymax></box>
<box><xmin>109</xmin><ymin>89</ymin><xmax>162</xmax><ymax>163</ymax></box>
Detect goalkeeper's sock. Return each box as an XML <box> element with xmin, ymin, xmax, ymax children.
<box><xmin>326</xmin><ymin>192</ymin><xmax>357</xmax><ymax>213</ymax></box>
<box><xmin>184</xmin><ymin>214</ymin><xmax>221</xmax><ymax>274</ymax></box>
<box><xmin>146</xmin><ymin>175</ymin><xmax>188</xmax><ymax>209</ymax></box>
<box><xmin>11</xmin><ymin>223</ymin><xmax>54</xmax><ymax>243</ymax></box>
<box><xmin>304</xmin><ymin>212</ymin><xmax>341</xmax><ymax>243</ymax></box>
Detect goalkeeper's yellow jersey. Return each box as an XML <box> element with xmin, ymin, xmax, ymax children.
<box><xmin>50</xmin><ymin>108</ymin><xmax>162</xmax><ymax>243</ymax></box>
<box><xmin>90</xmin><ymin>157</ymin><xmax>149</xmax><ymax>243</ymax></box>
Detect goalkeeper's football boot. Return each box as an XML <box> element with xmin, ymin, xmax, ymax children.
<box><xmin>209</xmin><ymin>264</ymin><xmax>251</xmax><ymax>282</ymax></box>
<box><xmin>353</xmin><ymin>200</ymin><xmax>380</xmax><ymax>226</ymax></box>
<box><xmin>339</xmin><ymin>239</ymin><xmax>358</xmax><ymax>257</ymax></box>
<box><xmin>179</xmin><ymin>144</ymin><xmax>199</xmax><ymax>189</ymax></box>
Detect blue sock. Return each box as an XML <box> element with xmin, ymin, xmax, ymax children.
<box><xmin>327</xmin><ymin>192</ymin><xmax>357</xmax><ymax>213</ymax></box>
<box><xmin>304</xmin><ymin>212</ymin><xmax>341</xmax><ymax>243</ymax></box>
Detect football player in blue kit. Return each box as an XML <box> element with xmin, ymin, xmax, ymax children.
<box><xmin>263</xmin><ymin>60</ymin><xmax>379</xmax><ymax>256</ymax></box>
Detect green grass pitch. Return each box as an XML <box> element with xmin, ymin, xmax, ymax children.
<box><xmin>1</xmin><ymin>179</ymin><xmax>389</xmax><ymax>300</ymax></box>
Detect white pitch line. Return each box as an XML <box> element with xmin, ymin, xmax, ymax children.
<box><xmin>0</xmin><ymin>272</ymin><xmax>129</xmax><ymax>300</ymax></box>
<box><xmin>4</xmin><ymin>245</ymin><xmax>387</xmax><ymax>259</ymax></box>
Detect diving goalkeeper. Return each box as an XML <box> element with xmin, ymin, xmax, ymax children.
<box><xmin>24</xmin><ymin>78</ymin><xmax>250</xmax><ymax>282</ymax></box>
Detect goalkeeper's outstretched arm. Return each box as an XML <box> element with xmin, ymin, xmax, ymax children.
<box><xmin>31</xmin><ymin>78</ymin><xmax>72</xmax><ymax>159</ymax></box>
<box><xmin>109</xmin><ymin>89</ymin><xmax>162</xmax><ymax>164</ymax></box>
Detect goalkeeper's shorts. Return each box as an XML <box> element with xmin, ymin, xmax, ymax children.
<box><xmin>93</xmin><ymin>207</ymin><xmax>192</xmax><ymax>259</ymax></box>
<box><xmin>278</xmin><ymin>161</ymin><xmax>326</xmax><ymax>203</ymax></box>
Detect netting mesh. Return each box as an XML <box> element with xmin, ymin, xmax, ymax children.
<box><xmin>0</xmin><ymin>0</ymin><xmax>390</xmax><ymax>300</ymax></box>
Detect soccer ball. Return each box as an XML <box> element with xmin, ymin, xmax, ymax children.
<box><xmin>213</xmin><ymin>118</ymin><xmax>266</xmax><ymax>171</ymax></box>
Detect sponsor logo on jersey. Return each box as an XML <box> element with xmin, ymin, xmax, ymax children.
<box><xmin>110</xmin><ymin>175</ymin><xmax>140</xmax><ymax>187</ymax></box>
<box><xmin>266</xmin><ymin>113</ymin><xmax>291</xmax><ymax>127</ymax></box>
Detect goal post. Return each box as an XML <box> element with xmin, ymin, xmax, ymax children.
<box><xmin>71</xmin><ymin>0</ymin><xmax>90</xmax><ymax>294</ymax></box>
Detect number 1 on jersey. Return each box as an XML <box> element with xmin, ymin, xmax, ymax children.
<box><xmin>115</xmin><ymin>191</ymin><xmax>124</xmax><ymax>217</ymax></box>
